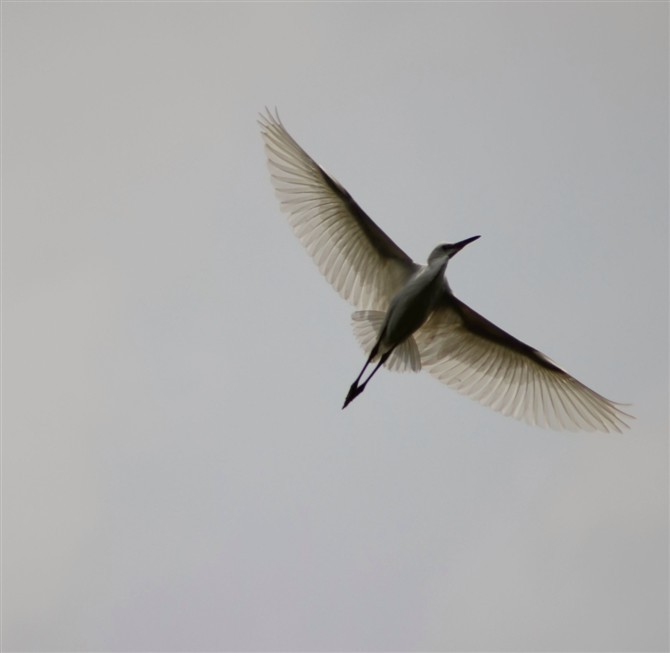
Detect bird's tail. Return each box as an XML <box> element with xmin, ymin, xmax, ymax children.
<box><xmin>351</xmin><ymin>310</ymin><xmax>421</xmax><ymax>373</ymax></box>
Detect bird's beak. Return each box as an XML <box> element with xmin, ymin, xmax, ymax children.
<box><xmin>452</xmin><ymin>235</ymin><xmax>480</xmax><ymax>255</ymax></box>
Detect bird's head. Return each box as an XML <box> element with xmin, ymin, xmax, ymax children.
<box><xmin>428</xmin><ymin>235</ymin><xmax>480</xmax><ymax>266</ymax></box>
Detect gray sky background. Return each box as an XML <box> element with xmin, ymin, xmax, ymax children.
<box><xmin>3</xmin><ymin>2</ymin><xmax>668</xmax><ymax>651</ymax></box>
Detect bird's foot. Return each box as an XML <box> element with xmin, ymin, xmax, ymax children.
<box><xmin>342</xmin><ymin>382</ymin><xmax>364</xmax><ymax>409</ymax></box>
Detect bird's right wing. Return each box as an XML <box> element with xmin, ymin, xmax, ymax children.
<box><xmin>259</xmin><ymin>110</ymin><xmax>417</xmax><ymax>311</ymax></box>
<box><xmin>414</xmin><ymin>295</ymin><xmax>632</xmax><ymax>433</ymax></box>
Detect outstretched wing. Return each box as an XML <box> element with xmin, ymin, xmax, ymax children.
<box><xmin>259</xmin><ymin>110</ymin><xmax>417</xmax><ymax>311</ymax></box>
<box><xmin>414</xmin><ymin>294</ymin><xmax>632</xmax><ymax>433</ymax></box>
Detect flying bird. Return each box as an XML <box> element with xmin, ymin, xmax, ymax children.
<box><xmin>259</xmin><ymin>110</ymin><xmax>631</xmax><ymax>432</ymax></box>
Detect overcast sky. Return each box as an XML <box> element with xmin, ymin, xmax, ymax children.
<box><xmin>3</xmin><ymin>2</ymin><xmax>668</xmax><ymax>651</ymax></box>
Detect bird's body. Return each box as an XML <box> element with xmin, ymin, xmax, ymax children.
<box><xmin>259</xmin><ymin>110</ymin><xmax>632</xmax><ymax>432</ymax></box>
<box><xmin>379</xmin><ymin>257</ymin><xmax>447</xmax><ymax>354</ymax></box>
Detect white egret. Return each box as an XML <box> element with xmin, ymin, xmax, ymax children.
<box><xmin>259</xmin><ymin>110</ymin><xmax>631</xmax><ymax>432</ymax></box>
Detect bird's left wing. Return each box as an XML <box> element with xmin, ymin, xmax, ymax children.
<box><xmin>414</xmin><ymin>294</ymin><xmax>632</xmax><ymax>433</ymax></box>
<box><xmin>259</xmin><ymin>110</ymin><xmax>417</xmax><ymax>311</ymax></box>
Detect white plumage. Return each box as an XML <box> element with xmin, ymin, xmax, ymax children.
<box><xmin>259</xmin><ymin>109</ymin><xmax>631</xmax><ymax>433</ymax></box>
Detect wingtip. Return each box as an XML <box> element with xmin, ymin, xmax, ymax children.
<box><xmin>258</xmin><ymin>106</ymin><xmax>281</xmax><ymax>127</ymax></box>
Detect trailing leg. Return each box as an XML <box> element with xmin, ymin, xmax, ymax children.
<box><xmin>342</xmin><ymin>348</ymin><xmax>392</xmax><ymax>409</ymax></box>
<box><xmin>342</xmin><ymin>344</ymin><xmax>377</xmax><ymax>409</ymax></box>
